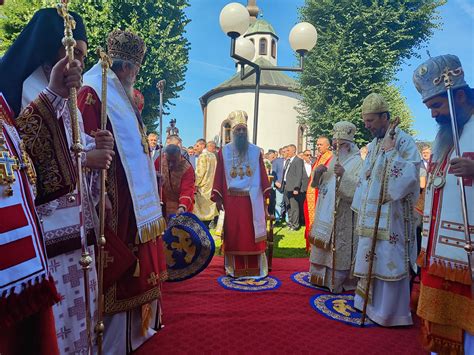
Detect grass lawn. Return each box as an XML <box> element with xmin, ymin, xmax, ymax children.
<box><xmin>211</xmin><ymin>223</ymin><xmax>308</xmax><ymax>259</ymax></box>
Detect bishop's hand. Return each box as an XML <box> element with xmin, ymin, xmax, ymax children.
<box><xmin>95</xmin><ymin>130</ymin><xmax>114</xmax><ymax>150</ymax></box>
<box><xmin>48</xmin><ymin>56</ymin><xmax>83</xmax><ymax>98</ymax></box>
<box><xmin>450</xmin><ymin>157</ymin><xmax>474</xmax><ymax>178</ymax></box>
<box><xmin>85</xmin><ymin>149</ymin><xmax>115</xmax><ymax>170</ymax></box>
<box><xmin>334</xmin><ymin>163</ymin><xmax>345</xmax><ymax>177</ymax></box>
<box><xmin>314</xmin><ymin>164</ymin><xmax>328</xmax><ymax>174</ymax></box>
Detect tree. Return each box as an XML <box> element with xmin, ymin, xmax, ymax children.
<box><xmin>0</xmin><ymin>0</ymin><xmax>190</xmax><ymax>131</ymax></box>
<box><xmin>298</xmin><ymin>0</ymin><xmax>444</xmax><ymax>144</ymax></box>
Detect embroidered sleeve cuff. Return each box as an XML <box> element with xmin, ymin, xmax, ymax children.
<box><xmin>43</xmin><ymin>88</ymin><xmax>67</xmax><ymax>117</ymax></box>
<box><xmin>84</xmin><ymin>133</ymin><xmax>96</xmax><ymax>152</ymax></box>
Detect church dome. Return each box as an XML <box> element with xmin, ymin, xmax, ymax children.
<box><xmin>199</xmin><ymin>57</ymin><xmax>298</xmax><ymax>108</ymax></box>
<box><xmin>244</xmin><ymin>19</ymin><xmax>278</xmax><ymax>39</ymax></box>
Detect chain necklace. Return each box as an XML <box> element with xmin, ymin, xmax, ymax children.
<box><xmin>230</xmin><ymin>147</ymin><xmax>252</xmax><ymax>179</ymax></box>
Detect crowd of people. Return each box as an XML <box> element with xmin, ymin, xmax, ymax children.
<box><xmin>0</xmin><ymin>3</ymin><xmax>472</xmax><ymax>355</ymax></box>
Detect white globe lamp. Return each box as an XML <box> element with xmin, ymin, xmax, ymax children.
<box><xmin>235</xmin><ymin>37</ymin><xmax>255</xmax><ymax>61</ymax></box>
<box><xmin>289</xmin><ymin>22</ymin><xmax>318</xmax><ymax>55</ymax></box>
<box><xmin>219</xmin><ymin>3</ymin><xmax>250</xmax><ymax>38</ymax></box>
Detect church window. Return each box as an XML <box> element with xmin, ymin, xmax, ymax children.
<box><xmin>259</xmin><ymin>38</ymin><xmax>267</xmax><ymax>55</ymax></box>
<box><xmin>297</xmin><ymin>125</ymin><xmax>306</xmax><ymax>152</ymax></box>
<box><xmin>271</xmin><ymin>39</ymin><xmax>276</xmax><ymax>58</ymax></box>
<box><xmin>222</xmin><ymin>120</ymin><xmax>232</xmax><ymax>145</ymax></box>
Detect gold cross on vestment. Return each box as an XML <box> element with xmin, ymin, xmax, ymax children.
<box><xmin>85</xmin><ymin>93</ymin><xmax>96</xmax><ymax>106</ymax></box>
<box><xmin>0</xmin><ymin>124</ymin><xmax>19</xmax><ymax>196</ymax></box>
<box><xmin>147</xmin><ymin>272</ymin><xmax>159</xmax><ymax>286</ymax></box>
<box><xmin>103</xmin><ymin>251</ymin><xmax>114</xmax><ymax>268</ymax></box>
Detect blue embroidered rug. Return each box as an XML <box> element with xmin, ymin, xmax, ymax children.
<box><xmin>163</xmin><ymin>212</ymin><xmax>215</xmax><ymax>282</ymax></box>
<box><xmin>290</xmin><ymin>271</ymin><xmax>328</xmax><ymax>291</ymax></box>
<box><xmin>217</xmin><ymin>276</ymin><xmax>281</xmax><ymax>292</ymax></box>
<box><xmin>310</xmin><ymin>294</ymin><xmax>377</xmax><ymax>327</ymax></box>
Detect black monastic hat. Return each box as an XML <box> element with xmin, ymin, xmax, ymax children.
<box><xmin>0</xmin><ymin>8</ymin><xmax>87</xmax><ymax>116</ymax></box>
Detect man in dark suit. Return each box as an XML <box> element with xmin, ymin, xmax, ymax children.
<box><xmin>272</xmin><ymin>146</ymin><xmax>286</xmax><ymax>222</ymax></box>
<box><xmin>283</xmin><ymin>144</ymin><xmax>306</xmax><ymax>230</ymax></box>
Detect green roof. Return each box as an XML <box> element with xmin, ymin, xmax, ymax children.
<box><xmin>199</xmin><ymin>57</ymin><xmax>299</xmax><ymax>107</ymax></box>
<box><xmin>245</xmin><ymin>19</ymin><xmax>278</xmax><ymax>39</ymax></box>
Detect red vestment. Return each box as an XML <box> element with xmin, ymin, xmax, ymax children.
<box><xmin>417</xmin><ymin>153</ymin><xmax>473</xmax><ymax>354</ymax></box>
<box><xmin>0</xmin><ymin>93</ymin><xmax>62</xmax><ymax>355</ymax></box>
<box><xmin>78</xmin><ymin>86</ymin><xmax>167</xmax><ymax>315</ymax></box>
<box><xmin>303</xmin><ymin>151</ymin><xmax>332</xmax><ymax>251</ymax></box>
<box><xmin>212</xmin><ymin>149</ymin><xmax>271</xmax><ymax>277</ymax></box>
<box><xmin>155</xmin><ymin>155</ymin><xmax>195</xmax><ymax>218</ymax></box>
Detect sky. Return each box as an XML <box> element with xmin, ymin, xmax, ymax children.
<box><xmin>169</xmin><ymin>0</ymin><xmax>474</xmax><ymax>147</ymax></box>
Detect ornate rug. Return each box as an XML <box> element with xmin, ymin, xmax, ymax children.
<box><xmin>310</xmin><ymin>294</ymin><xmax>377</xmax><ymax>327</ymax></box>
<box><xmin>163</xmin><ymin>212</ymin><xmax>215</xmax><ymax>282</ymax></box>
<box><xmin>290</xmin><ymin>271</ymin><xmax>329</xmax><ymax>291</ymax></box>
<box><xmin>217</xmin><ymin>276</ymin><xmax>281</xmax><ymax>292</ymax></box>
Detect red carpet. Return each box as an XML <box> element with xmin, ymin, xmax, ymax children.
<box><xmin>136</xmin><ymin>257</ymin><xmax>425</xmax><ymax>354</ymax></box>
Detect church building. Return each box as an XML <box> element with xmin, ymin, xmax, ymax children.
<box><xmin>199</xmin><ymin>1</ymin><xmax>308</xmax><ymax>152</ymax></box>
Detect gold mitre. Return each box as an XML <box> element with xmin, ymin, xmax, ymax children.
<box><xmin>228</xmin><ymin>110</ymin><xmax>248</xmax><ymax>130</ymax></box>
<box><xmin>332</xmin><ymin>121</ymin><xmax>356</xmax><ymax>142</ymax></box>
<box><xmin>107</xmin><ymin>29</ymin><xmax>146</xmax><ymax>66</ymax></box>
<box><xmin>361</xmin><ymin>93</ymin><xmax>389</xmax><ymax>114</ymax></box>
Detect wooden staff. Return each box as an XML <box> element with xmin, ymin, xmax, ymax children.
<box><xmin>156</xmin><ymin>80</ymin><xmax>165</xmax><ymax>197</ymax></box>
<box><xmin>330</xmin><ymin>139</ymin><xmax>341</xmax><ymax>293</ymax></box>
<box><xmin>266</xmin><ymin>175</ymin><xmax>275</xmax><ymax>272</ymax></box>
<box><xmin>56</xmin><ymin>2</ymin><xmax>92</xmax><ymax>351</ymax></box>
<box><xmin>360</xmin><ymin>117</ymin><xmax>400</xmax><ymax>326</ymax></box>
<box><xmin>95</xmin><ymin>47</ymin><xmax>112</xmax><ymax>355</ymax></box>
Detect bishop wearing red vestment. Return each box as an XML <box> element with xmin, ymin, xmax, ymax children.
<box><xmin>78</xmin><ymin>29</ymin><xmax>167</xmax><ymax>354</ymax></box>
<box><xmin>212</xmin><ymin>110</ymin><xmax>271</xmax><ymax>278</ymax></box>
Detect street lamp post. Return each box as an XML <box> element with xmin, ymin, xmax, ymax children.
<box><xmin>219</xmin><ymin>2</ymin><xmax>318</xmax><ymax>145</ymax></box>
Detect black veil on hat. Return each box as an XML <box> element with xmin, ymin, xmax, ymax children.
<box><xmin>0</xmin><ymin>8</ymin><xmax>87</xmax><ymax>116</ymax></box>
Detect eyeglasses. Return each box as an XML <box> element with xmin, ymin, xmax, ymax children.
<box><xmin>304</xmin><ymin>153</ymin><xmax>311</xmax><ymax>156</ymax></box>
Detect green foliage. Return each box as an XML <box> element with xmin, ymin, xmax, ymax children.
<box><xmin>298</xmin><ymin>0</ymin><xmax>445</xmax><ymax>145</ymax></box>
<box><xmin>0</xmin><ymin>0</ymin><xmax>190</xmax><ymax>130</ymax></box>
<box><xmin>212</xmin><ymin>225</ymin><xmax>308</xmax><ymax>258</ymax></box>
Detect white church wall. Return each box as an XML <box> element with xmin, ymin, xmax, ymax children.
<box><xmin>205</xmin><ymin>88</ymin><xmax>302</xmax><ymax>151</ymax></box>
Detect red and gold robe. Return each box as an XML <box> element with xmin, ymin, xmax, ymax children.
<box><xmin>417</xmin><ymin>149</ymin><xmax>473</xmax><ymax>354</ymax></box>
<box><xmin>304</xmin><ymin>151</ymin><xmax>332</xmax><ymax>251</ymax></box>
<box><xmin>0</xmin><ymin>91</ymin><xmax>75</xmax><ymax>355</ymax></box>
<box><xmin>155</xmin><ymin>155</ymin><xmax>195</xmax><ymax>218</ymax></box>
<box><xmin>212</xmin><ymin>148</ymin><xmax>271</xmax><ymax>277</ymax></box>
<box><xmin>78</xmin><ymin>87</ymin><xmax>167</xmax><ymax>315</ymax></box>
